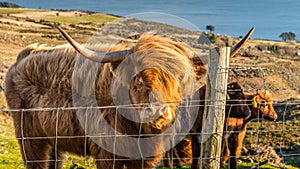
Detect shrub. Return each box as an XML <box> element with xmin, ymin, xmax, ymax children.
<box><xmin>0</xmin><ymin>2</ymin><xmax>22</xmax><ymax>8</ymax></box>
<box><xmin>268</xmin><ymin>45</ymin><xmax>278</xmax><ymax>54</ymax></box>
<box><xmin>205</xmin><ymin>33</ymin><xmax>217</xmax><ymax>44</ymax></box>
<box><xmin>69</xmin><ymin>23</ymin><xmax>76</xmax><ymax>28</ymax></box>
<box><xmin>206</xmin><ymin>25</ymin><xmax>215</xmax><ymax>33</ymax></box>
<box><xmin>279</xmin><ymin>32</ymin><xmax>296</xmax><ymax>41</ymax></box>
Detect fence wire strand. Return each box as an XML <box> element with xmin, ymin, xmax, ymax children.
<box><xmin>0</xmin><ymin>66</ymin><xmax>300</xmax><ymax>168</ymax></box>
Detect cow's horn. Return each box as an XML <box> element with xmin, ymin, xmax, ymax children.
<box><xmin>230</xmin><ymin>27</ymin><xmax>255</xmax><ymax>57</ymax></box>
<box><xmin>57</xmin><ymin>26</ymin><xmax>129</xmax><ymax>63</ymax></box>
<box><xmin>192</xmin><ymin>27</ymin><xmax>254</xmax><ymax>62</ymax></box>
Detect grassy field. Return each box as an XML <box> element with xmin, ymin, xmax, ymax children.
<box><xmin>0</xmin><ymin>8</ymin><xmax>35</xmax><ymax>14</ymax></box>
<box><xmin>0</xmin><ymin>117</ymin><xmax>296</xmax><ymax>169</ymax></box>
<box><xmin>0</xmin><ymin>113</ymin><xmax>22</xmax><ymax>169</ymax></box>
<box><xmin>0</xmin><ymin>7</ymin><xmax>300</xmax><ymax>169</ymax></box>
<box><xmin>43</xmin><ymin>13</ymin><xmax>117</xmax><ymax>24</ymax></box>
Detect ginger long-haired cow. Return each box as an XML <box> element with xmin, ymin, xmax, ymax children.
<box><xmin>5</xmin><ymin>28</ymin><xmax>208</xmax><ymax>168</ymax></box>
<box><xmin>5</xmin><ymin>26</ymin><xmax>253</xmax><ymax>168</ymax></box>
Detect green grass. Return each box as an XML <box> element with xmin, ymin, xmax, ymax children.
<box><xmin>0</xmin><ymin>8</ymin><xmax>118</xmax><ymax>25</ymax></box>
<box><xmin>0</xmin><ymin>114</ymin><xmax>23</xmax><ymax>169</ymax></box>
<box><xmin>224</xmin><ymin>162</ymin><xmax>298</xmax><ymax>169</ymax></box>
<box><xmin>157</xmin><ymin>162</ymin><xmax>297</xmax><ymax>169</ymax></box>
<box><xmin>43</xmin><ymin>13</ymin><xmax>118</xmax><ymax>24</ymax></box>
<box><xmin>62</xmin><ymin>155</ymin><xmax>96</xmax><ymax>169</ymax></box>
<box><xmin>0</xmin><ymin>113</ymin><xmax>299</xmax><ymax>169</ymax></box>
<box><xmin>0</xmin><ymin>8</ymin><xmax>35</xmax><ymax>14</ymax></box>
<box><xmin>0</xmin><ymin>114</ymin><xmax>96</xmax><ymax>169</ymax></box>
<box><xmin>223</xmin><ymin>163</ymin><xmax>276</xmax><ymax>169</ymax></box>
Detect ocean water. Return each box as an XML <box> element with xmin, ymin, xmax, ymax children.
<box><xmin>5</xmin><ymin>0</ymin><xmax>300</xmax><ymax>40</ymax></box>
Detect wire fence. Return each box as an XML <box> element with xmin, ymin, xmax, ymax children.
<box><xmin>0</xmin><ymin>64</ymin><xmax>300</xmax><ymax>169</ymax></box>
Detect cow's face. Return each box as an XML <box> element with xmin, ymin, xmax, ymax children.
<box><xmin>225</xmin><ymin>82</ymin><xmax>251</xmax><ymax>118</ymax></box>
<box><xmin>252</xmin><ymin>91</ymin><xmax>277</xmax><ymax>121</ymax></box>
<box><xmin>129</xmin><ymin>68</ymin><xmax>181</xmax><ymax>130</ymax></box>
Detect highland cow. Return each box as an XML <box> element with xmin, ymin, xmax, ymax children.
<box><xmin>5</xmin><ymin>29</ymin><xmax>207</xmax><ymax>168</ymax></box>
<box><xmin>163</xmin><ymin>82</ymin><xmax>252</xmax><ymax>168</ymax></box>
<box><xmin>221</xmin><ymin>90</ymin><xmax>278</xmax><ymax>169</ymax></box>
<box><xmin>163</xmin><ymin>89</ymin><xmax>277</xmax><ymax>169</ymax></box>
<box><xmin>5</xmin><ymin>26</ymin><xmax>253</xmax><ymax>169</ymax></box>
<box><xmin>189</xmin><ymin>82</ymin><xmax>252</xmax><ymax>169</ymax></box>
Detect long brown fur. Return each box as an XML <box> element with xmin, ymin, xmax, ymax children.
<box><xmin>4</xmin><ymin>33</ymin><xmax>206</xmax><ymax>169</ymax></box>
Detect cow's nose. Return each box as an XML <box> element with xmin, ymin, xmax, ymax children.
<box><xmin>158</xmin><ymin>105</ymin><xmax>166</xmax><ymax>115</ymax></box>
<box><xmin>142</xmin><ymin>105</ymin><xmax>166</xmax><ymax>119</ymax></box>
<box><xmin>242</xmin><ymin>106</ymin><xmax>251</xmax><ymax>118</ymax></box>
<box><xmin>145</xmin><ymin>107</ymin><xmax>154</xmax><ymax>116</ymax></box>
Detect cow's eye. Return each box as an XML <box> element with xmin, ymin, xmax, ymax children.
<box><xmin>133</xmin><ymin>75</ymin><xmax>144</xmax><ymax>90</ymax></box>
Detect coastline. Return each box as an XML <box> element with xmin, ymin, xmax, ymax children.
<box><xmin>4</xmin><ymin>1</ymin><xmax>300</xmax><ymax>41</ymax></box>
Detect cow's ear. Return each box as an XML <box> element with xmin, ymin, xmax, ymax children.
<box><xmin>226</xmin><ymin>94</ymin><xmax>230</xmax><ymax>100</ymax></box>
<box><xmin>252</xmin><ymin>96</ymin><xmax>259</xmax><ymax>108</ymax></box>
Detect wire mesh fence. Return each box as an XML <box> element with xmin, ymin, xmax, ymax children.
<box><xmin>1</xmin><ymin>10</ymin><xmax>300</xmax><ymax>168</ymax></box>
<box><xmin>0</xmin><ymin>65</ymin><xmax>300</xmax><ymax>168</ymax></box>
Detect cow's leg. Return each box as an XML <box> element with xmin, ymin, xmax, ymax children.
<box><xmin>19</xmin><ymin>139</ymin><xmax>51</xmax><ymax>169</ymax></box>
<box><xmin>96</xmin><ymin>160</ymin><xmax>124</xmax><ymax>169</ymax></box>
<box><xmin>190</xmin><ymin>135</ymin><xmax>201</xmax><ymax>169</ymax></box>
<box><xmin>162</xmin><ymin>149</ymin><xmax>172</xmax><ymax>168</ymax></box>
<box><xmin>220</xmin><ymin>137</ymin><xmax>230</xmax><ymax>168</ymax></box>
<box><xmin>173</xmin><ymin>148</ymin><xmax>183</xmax><ymax>168</ymax></box>
<box><xmin>11</xmin><ymin>111</ymin><xmax>51</xmax><ymax>168</ymax></box>
<box><xmin>48</xmin><ymin>149</ymin><xmax>65</xmax><ymax>169</ymax></box>
<box><xmin>228</xmin><ymin>134</ymin><xmax>238</xmax><ymax>169</ymax></box>
<box><xmin>163</xmin><ymin>147</ymin><xmax>183</xmax><ymax>168</ymax></box>
<box><xmin>124</xmin><ymin>157</ymin><xmax>161</xmax><ymax>169</ymax></box>
<box><xmin>235</xmin><ymin>130</ymin><xmax>246</xmax><ymax>158</ymax></box>
<box><xmin>95</xmin><ymin>150</ymin><xmax>124</xmax><ymax>169</ymax></box>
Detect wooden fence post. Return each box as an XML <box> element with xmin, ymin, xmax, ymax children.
<box><xmin>200</xmin><ymin>47</ymin><xmax>230</xmax><ymax>169</ymax></box>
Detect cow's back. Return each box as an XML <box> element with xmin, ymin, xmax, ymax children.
<box><xmin>5</xmin><ymin>45</ymin><xmax>91</xmax><ymax>154</ymax></box>
<box><xmin>5</xmin><ymin>46</ymin><xmax>77</xmax><ymax>109</ymax></box>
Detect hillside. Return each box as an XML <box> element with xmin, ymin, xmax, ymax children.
<box><xmin>0</xmin><ymin>7</ymin><xmax>299</xmax><ymax>169</ymax></box>
<box><xmin>0</xmin><ymin>2</ymin><xmax>22</xmax><ymax>8</ymax></box>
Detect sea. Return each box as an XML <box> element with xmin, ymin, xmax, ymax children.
<box><xmin>5</xmin><ymin>0</ymin><xmax>300</xmax><ymax>41</ymax></box>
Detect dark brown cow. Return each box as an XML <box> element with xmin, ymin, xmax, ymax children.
<box><xmin>221</xmin><ymin>90</ymin><xmax>278</xmax><ymax>169</ymax></box>
<box><xmin>163</xmin><ymin>82</ymin><xmax>251</xmax><ymax>168</ymax></box>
